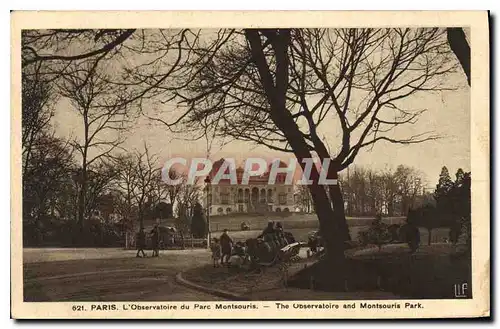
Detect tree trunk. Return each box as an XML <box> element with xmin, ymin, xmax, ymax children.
<box><xmin>388</xmin><ymin>201</ymin><xmax>394</xmax><ymax>217</ymax></box>
<box><xmin>327</xmin><ymin>167</ymin><xmax>351</xmax><ymax>244</ymax></box>
<box><xmin>139</xmin><ymin>209</ymin><xmax>144</xmax><ymax>231</ymax></box>
<box><xmin>447</xmin><ymin>28</ymin><xmax>470</xmax><ymax>86</ymax></box>
<box><xmin>76</xmin><ymin>167</ymin><xmax>87</xmax><ymax>246</ymax></box>
<box><xmin>245</xmin><ymin>29</ymin><xmax>347</xmax><ymax>289</ymax></box>
<box><xmin>427</xmin><ymin>228</ymin><xmax>432</xmax><ymax>246</ymax></box>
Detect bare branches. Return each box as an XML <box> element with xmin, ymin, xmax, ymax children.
<box><xmin>112</xmin><ymin>144</ymin><xmax>167</xmax><ymax>228</ymax></box>
<box><xmin>57</xmin><ymin>57</ymin><xmax>133</xmax><ymax>167</ymax></box>
<box><xmin>162</xmin><ymin>28</ymin><xmax>455</xmax><ymax>168</ymax></box>
<box><xmin>22</xmin><ymin>29</ymin><xmax>136</xmax><ymax>67</ymax></box>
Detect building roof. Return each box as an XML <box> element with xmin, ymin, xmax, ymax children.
<box><xmin>208</xmin><ymin>158</ymin><xmax>291</xmax><ymax>185</ymax></box>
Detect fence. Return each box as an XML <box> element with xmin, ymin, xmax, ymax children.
<box><xmin>125</xmin><ymin>232</ymin><xmax>207</xmax><ymax>250</ymax></box>
<box><xmin>168</xmin><ymin>234</ymin><xmax>207</xmax><ymax>249</ymax></box>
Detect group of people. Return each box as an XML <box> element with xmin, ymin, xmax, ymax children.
<box><xmin>210</xmin><ymin>220</ymin><xmax>293</xmax><ymax>268</ymax></box>
<box><xmin>258</xmin><ymin>220</ymin><xmax>293</xmax><ymax>248</ymax></box>
<box><xmin>211</xmin><ymin>229</ymin><xmax>241</xmax><ymax>267</ymax></box>
<box><xmin>135</xmin><ymin>223</ymin><xmax>162</xmax><ymax>258</ymax></box>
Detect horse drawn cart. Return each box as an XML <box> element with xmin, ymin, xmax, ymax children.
<box><xmin>244</xmin><ymin>231</ymin><xmax>307</xmax><ymax>267</ymax></box>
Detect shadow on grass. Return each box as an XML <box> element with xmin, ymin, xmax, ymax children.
<box><xmin>289</xmin><ymin>244</ymin><xmax>472</xmax><ymax>299</ymax></box>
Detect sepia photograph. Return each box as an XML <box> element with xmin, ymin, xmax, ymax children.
<box><xmin>11</xmin><ymin>11</ymin><xmax>490</xmax><ymax>319</ymax></box>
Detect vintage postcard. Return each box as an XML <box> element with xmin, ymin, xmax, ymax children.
<box><xmin>11</xmin><ymin>11</ymin><xmax>490</xmax><ymax>319</ymax></box>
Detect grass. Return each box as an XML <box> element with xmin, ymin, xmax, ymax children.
<box><xmin>289</xmin><ymin>243</ymin><xmax>471</xmax><ymax>299</ymax></box>
<box><xmin>139</xmin><ymin>213</ymin><xmax>452</xmax><ymax>249</ymax></box>
<box><xmin>209</xmin><ymin>213</ymin><xmax>407</xmax><ymax>232</ymax></box>
<box><xmin>181</xmin><ymin>243</ymin><xmax>471</xmax><ymax>299</ymax></box>
<box><xmin>212</xmin><ymin>226</ymin><xmax>451</xmax><ymax>247</ymax></box>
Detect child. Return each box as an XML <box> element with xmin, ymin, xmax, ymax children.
<box><xmin>210</xmin><ymin>238</ymin><xmax>222</xmax><ymax>267</ymax></box>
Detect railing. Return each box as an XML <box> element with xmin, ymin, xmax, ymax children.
<box><xmin>180</xmin><ymin>236</ymin><xmax>208</xmax><ymax>249</ymax></box>
<box><xmin>126</xmin><ymin>234</ymin><xmax>207</xmax><ymax>250</ymax></box>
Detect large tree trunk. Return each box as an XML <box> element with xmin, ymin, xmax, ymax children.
<box><xmin>245</xmin><ymin>29</ymin><xmax>347</xmax><ymax>290</ymax></box>
<box><xmin>326</xmin><ymin>166</ymin><xmax>351</xmax><ymax>244</ymax></box>
<box><xmin>447</xmin><ymin>28</ymin><xmax>470</xmax><ymax>86</ymax></box>
<box><xmin>427</xmin><ymin>228</ymin><xmax>432</xmax><ymax>246</ymax></box>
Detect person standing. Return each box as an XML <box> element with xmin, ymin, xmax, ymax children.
<box><xmin>402</xmin><ymin>220</ymin><xmax>421</xmax><ymax>254</ymax></box>
<box><xmin>150</xmin><ymin>223</ymin><xmax>160</xmax><ymax>257</ymax></box>
<box><xmin>261</xmin><ymin>221</ymin><xmax>276</xmax><ymax>237</ymax></box>
<box><xmin>219</xmin><ymin>229</ymin><xmax>233</xmax><ymax>265</ymax></box>
<box><xmin>210</xmin><ymin>238</ymin><xmax>222</xmax><ymax>267</ymax></box>
<box><xmin>275</xmin><ymin>222</ymin><xmax>286</xmax><ymax>246</ymax></box>
<box><xmin>136</xmin><ymin>228</ymin><xmax>146</xmax><ymax>258</ymax></box>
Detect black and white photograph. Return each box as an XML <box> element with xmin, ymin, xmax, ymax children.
<box><xmin>11</xmin><ymin>11</ymin><xmax>490</xmax><ymax>319</ymax></box>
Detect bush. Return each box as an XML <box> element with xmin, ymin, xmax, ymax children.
<box><xmin>190</xmin><ymin>202</ymin><xmax>207</xmax><ymax>238</ymax></box>
<box><xmin>358</xmin><ymin>215</ymin><xmax>391</xmax><ymax>250</ymax></box>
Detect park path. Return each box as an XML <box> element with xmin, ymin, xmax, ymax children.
<box><xmin>23</xmin><ymin>248</ymin><xmax>224</xmax><ymax>302</ymax></box>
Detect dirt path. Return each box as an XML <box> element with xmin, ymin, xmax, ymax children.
<box><xmin>23</xmin><ymin>248</ymin><xmax>225</xmax><ymax>302</ymax></box>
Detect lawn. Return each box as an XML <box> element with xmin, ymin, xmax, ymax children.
<box><xmin>289</xmin><ymin>243</ymin><xmax>472</xmax><ymax>299</ymax></box>
<box><xmin>182</xmin><ymin>243</ymin><xmax>471</xmax><ymax>300</ymax></box>
<box><xmin>144</xmin><ymin>212</ymin><xmax>451</xmax><ymax>247</ymax></box>
<box><xmin>212</xmin><ymin>226</ymin><xmax>451</xmax><ymax>246</ymax></box>
<box><xmin>209</xmin><ymin>213</ymin><xmax>407</xmax><ymax>232</ymax></box>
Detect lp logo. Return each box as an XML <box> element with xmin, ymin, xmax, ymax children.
<box><xmin>454</xmin><ymin>283</ymin><xmax>468</xmax><ymax>298</ymax></box>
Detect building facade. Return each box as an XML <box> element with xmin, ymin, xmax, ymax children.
<box><xmin>206</xmin><ymin>159</ymin><xmax>295</xmax><ymax>216</ymax></box>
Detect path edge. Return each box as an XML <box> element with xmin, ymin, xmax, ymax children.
<box><xmin>175</xmin><ymin>272</ymin><xmax>251</xmax><ymax>301</ymax></box>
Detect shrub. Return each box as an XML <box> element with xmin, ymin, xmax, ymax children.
<box><xmin>190</xmin><ymin>202</ymin><xmax>207</xmax><ymax>238</ymax></box>
<box><xmin>358</xmin><ymin>215</ymin><xmax>391</xmax><ymax>251</ymax></box>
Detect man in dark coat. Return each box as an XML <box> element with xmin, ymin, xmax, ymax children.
<box><xmin>275</xmin><ymin>222</ymin><xmax>286</xmax><ymax>246</ymax></box>
<box><xmin>150</xmin><ymin>223</ymin><xmax>160</xmax><ymax>257</ymax></box>
<box><xmin>260</xmin><ymin>221</ymin><xmax>275</xmax><ymax>237</ymax></box>
<box><xmin>219</xmin><ymin>229</ymin><xmax>233</xmax><ymax>265</ymax></box>
<box><xmin>136</xmin><ymin>228</ymin><xmax>146</xmax><ymax>258</ymax></box>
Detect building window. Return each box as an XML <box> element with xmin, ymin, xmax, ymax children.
<box><xmin>260</xmin><ymin>189</ymin><xmax>266</xmax><ymax>203</ymax></box>
<box><xmin>221</xmin><ymin>193</ymin><xmax>229</xmax><ymax>204</ymax></box>
<box><xmin>226</xmin><ymin>207</ymin><xmax>231</xmax><ymax>213</ymax></box>
<box><xmin>276</xmin><ymin>208</ymin><xmax>281</xmax><ymax>212</ymax></box>
<box><xmin>267</xmin><ymin>189</ymin><xmax>273</xmax><ymax>203</ymax></box>
<box><xmin>283</xmin><ymin>208</ymin><xmax>290</xmax><ymax>212</ymax></box>
<box><xmin>238</xmin><ymin>205</ymin><xmax>244</xmax><ymax>212</ymax></box>
<box><xmin>217</xmin><ymin>207</ymin><xmax>223</xmax><ymax>213</ymax></box>
<box><xmin>279</xmin><ymin>193</ymin><xmax>287</xmax><ymax>205</ymax></box>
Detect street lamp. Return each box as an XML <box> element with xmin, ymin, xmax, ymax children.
<box><xmin>204</xmin><ymin>176</ymin><xmax>212</xmax><ymax>249</ymax></box>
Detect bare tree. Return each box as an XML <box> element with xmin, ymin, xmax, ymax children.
<box><xmin>394</xmin><ymin>165</ymin><xmax>424</xmax><ymax>214</ymax></box>
<box><xmin>296</xmin><ymin>184</ymin><xmax>313</xmax><ymax>213</ymax></box>
<box><xmin>22</xmin><ymin>62</ymin><xmax>58</xmax><ymax>176</ymax></box>
<box><xmin>114</xmin><ymin>144</ymin><xmax>166</xmax><ymax>230</ymax></box>
<box><xmin>57</xmin><ymin>57</ymin><xmax>133</xmax><ymax>233</ymax></box>
<box><xmin>165</xmin><ymin>167</ymin><xmax>184</xmax><ymax>208</ymax></box>
<box><xmin>340</xmin><ymin>165</ymin><xmax>424</xmax><ymax>216</ymax></box>
<box><xmin>22</xmin><ymin>133</ymin><xmax>75</xmax><ymax>244</ymax></box>
<box><xmin>142</xmin><ymin>28</ymin><xmax>456</xmax><ymax>282</ymax></box>
<box><xmin>175</xmin><ymin>177</ymin><xmax>202</xmax><ymax>221</ymax></box>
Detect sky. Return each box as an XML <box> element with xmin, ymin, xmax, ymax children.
<box><xmin>52</xmin><ymin>29</ymin><xmax>471</xmax><ymax>188</ymax></box>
